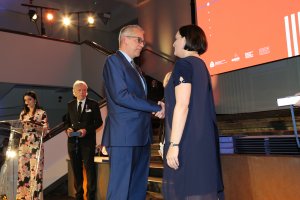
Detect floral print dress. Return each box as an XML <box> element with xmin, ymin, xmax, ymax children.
<box><xmin>16</xmin><ymin>109</ymin><xmax>48</xmax><ymax>200</ymax></box>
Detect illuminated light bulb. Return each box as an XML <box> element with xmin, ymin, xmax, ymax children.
<box><xmin>87</xmin><ymin>16</ymin><xmax>95</xmax><ymax>25</ymax></box>
<box><xmin>6</xmin><ymin>150</ymin><xmax>16</xmax><ymax>158</ymax></box>
<box><xmin>63</xmin><ymin>17</ymin><xmax>71</xmax><ymax>26</ymax></box>
<box><xmin>46</xmin><ymin>13</ymin><xmax>54</xmax><ymax>21</ymax></box>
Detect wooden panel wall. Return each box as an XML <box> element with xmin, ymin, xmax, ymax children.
<box><xmin>221</xmin><ymin>155</ymin><xmax>300</xmax><ymax>200</ymax></box>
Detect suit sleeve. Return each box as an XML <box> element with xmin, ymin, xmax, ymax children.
<box><xmin>64</xmin><ymin>103</ymin><xmax>72</xmax><ymax>130</ymax></box>
<box><xmin>86</xmin><ymin>101</ymin><xmax>102</xmax><ymax>132</ymax></box>
<box><xmin>103</xmin><ymin>56</ymin><xmax>161</xmax><ymax>112</ymax></box>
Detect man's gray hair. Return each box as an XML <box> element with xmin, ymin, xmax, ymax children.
<box><xmin>73</xmin><ymin>80</ymin><xmax>88</xmax><ymax>89</ymax></box>
<box><xmin>118</xmin><ymin>25</ymin><xmax>144</xmax><ymax>45</ymax></box>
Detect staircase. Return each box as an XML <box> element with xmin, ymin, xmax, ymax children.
<box><xmin>147</xmin><ymin>143</ymin><xmax>163</xmax><ymax>199</ymax></box>
<box><xmin>147</xmin><ymin>117</ymin><xmax>164</xmax><ymax>199</ymax></box>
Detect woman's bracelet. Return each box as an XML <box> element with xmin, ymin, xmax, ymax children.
<box><xmin>170</xmin><ymin>142</ymin><xmax>179</xmax><ymax>147</ymax></box>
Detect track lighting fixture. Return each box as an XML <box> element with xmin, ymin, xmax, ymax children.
<box><xmin>28</xmin><ymin>9</ymin><xmax>38</xmax><ymax>22</ymax></box>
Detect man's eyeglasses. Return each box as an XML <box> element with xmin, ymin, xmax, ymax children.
<box><xmin>124</xmin><ymin>35</ymin><xmax>145</xmax><ymax>45</ymax></box>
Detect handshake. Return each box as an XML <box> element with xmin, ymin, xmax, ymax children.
<box><xmin>153</xmin><ymin>101</ymin><xmax>165</xmax><ymax>119</ymax></box>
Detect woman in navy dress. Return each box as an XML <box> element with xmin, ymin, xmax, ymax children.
<box><xmin>162</xmin><ymin>25</ymin><xmax>224</xmax><ymax>200</ymax></box>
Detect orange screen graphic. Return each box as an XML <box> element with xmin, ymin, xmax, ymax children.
<box><xmin>196</xmin><ymin>0</ymin><xmax>300</xmax><ymax>75</ymax></box>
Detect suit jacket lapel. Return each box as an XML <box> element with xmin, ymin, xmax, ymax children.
<box><xmin>73</xmin><ymin>101</ymin><xmax>81</xmax><ymax>121</ymax></box>
<box><xmin>116</xmin><ymin>51</ymin><xmax>147</xmax><ymax>95</ymax></box>
<box><xmin>82</xmin><ymin>100</ymin><xmax>87</xmax><ymax>116</ymax></box>
<box><xmin>79</xmin><ymin>99</ymin><xmax>89</xmax><ymax>121</ymax></box>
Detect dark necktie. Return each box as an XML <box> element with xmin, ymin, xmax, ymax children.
<box><xmin>131</xmin><ymin>61</ymin><xmax>141</xmax><ymax>74</ymax></box>
<box><xmin>76</xmin><ymin>101</ymin><xmax>82</xmax><ymax>152</ymax></box>
<box><xmin>77</xmin><ymin>101</ymin><xmax>82</xmax><ymax>116</ymax></box>
<box><xmin>131</xmin><ymin>61</ymin><xmax>147</xmax><ymax>93</ymax></box>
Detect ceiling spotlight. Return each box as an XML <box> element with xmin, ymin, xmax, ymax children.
<box><xmin>28</xmin><ymin>9</ymin><xmax>38</xmax><ymax>22</ymax></box>
<box><xmin>62</xmin><ymin>16</ymin><xmax>71</xmax><ymax>26</ymax></box>
<box><xmin>98</xmin><ymin>12</ymin><xmax>111</xmax><ymax>25</ymax></box>
<box><xmin>87</xmin><ymin>16</ymin><xmax>95</xmax><ymax>27</ymax></box>
<box><xmin>46</xmin><ymin>12</ymin><xmax>54</xmax><ymax>21</ymax></box>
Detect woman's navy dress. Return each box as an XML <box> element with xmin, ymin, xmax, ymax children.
<box><xmin>163</xmin><ymin>56</ymin><xmax>224</xmax><ymax>200</ymax></box>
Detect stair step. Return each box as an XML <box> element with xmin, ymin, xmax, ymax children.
<box><xmin>147</xmin><ymin>177</ymin><xmax>163</xmax><ymax>195</ymax></box>
<box><xmin>151</xmin><ymin>143</ymin><xmax>160</xmax><ymax>149</ymax></box>
<box><xmin>149</xmin><ymin>162</ymin><xmax>163</xmax><ymax>177</ymax></box>
<box><xmin>147</xmin><ymin>191</ymin><xmax>163</xmax><ymax>199</ymax></box>
<box><xmin>150</xmin><ymin>162</ymin><xmax>163</xmax><ymax>169</ymax></box>
<box><xmin>150</xmin><ymin>156</ymin><xmax>162</xmax><ymax>163</ymax></box>
<box><xmin>151</xmin><ymin>150</ymin><xmax>161</xmax><ymax>157</ymax></box>
<box><xmin>148</xmin><ymin>176</ymin><xmax>162</xmax><ymax>183</ymax></box>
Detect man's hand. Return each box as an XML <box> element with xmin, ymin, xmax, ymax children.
<box><xmin>79</xmin><ymin>129</ymin><xmax>87</xmax><ymax>137</ymax></box>
<box><xmin>66</xmin><ymin>128</ymin><xmax>74</xmax><ymax>137</ymax></box>
<box><xmin>154</xmin><ymin>101</ymin><xmax>165</xmax><ymax>119</ymax></box>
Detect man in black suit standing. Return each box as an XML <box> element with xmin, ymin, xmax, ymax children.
<box><xmin>65</xmin><ymin>80</ymin><xmax>102</xmax><ymax>200</ymax></box>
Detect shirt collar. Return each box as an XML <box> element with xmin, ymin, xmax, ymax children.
<box><xmin>77</xmin><ymin>98</ymin><xmax>86</xmax><ymax>106</ymax></box>
<box><xmin>119</xmin><ymin>50</ymin><xmax>133</xmax><ymax>63</ymax></box>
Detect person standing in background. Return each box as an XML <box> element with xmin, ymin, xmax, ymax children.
<box><xmin>102</xmin><ymin>24</ymin><xmax>165</xmax><ymax>200</ymax></box>
<box><xmin>65</xmin><ymin>80</ymin><xmax>102</xmax><ymax>200</ymax></box>
<box><xmin>17</xmin><ymin>91</ymin><xmax>49</xmax><ymax>200</ymax></box>
<box><xmin>162</xmin><ymin>25</ymin><xmax>224</xmax><ymax>200</ymax></box>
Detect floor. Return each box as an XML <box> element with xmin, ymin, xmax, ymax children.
<box><xmin>43</xmin><ymin>181</ymin><xmax>157</xmax><ymax>200</ymax></box>
<box><xmin>44</xmin><ymin>180</ymin><xmax>74</xmax><ymax>200</ymax></box>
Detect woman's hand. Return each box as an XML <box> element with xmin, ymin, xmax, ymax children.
<box><xmin>166</xmin><ymin>146</ymin><xmax>179</xmax><ymax>170</ymax></box>
<box><xmin>42</xmin><ymin>125</ymin><xmax>48</xmax><ymax>133</ymax></box>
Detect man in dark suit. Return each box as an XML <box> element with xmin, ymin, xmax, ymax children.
<box><xmin>65</xmin><ymin>80</ymin><xmax>102</xmax><ymax>200</ymax></box>
<box><xmin>102</xmin><ymin>25</ymin><xmax>165</xmax><ymax>200</ymax></box>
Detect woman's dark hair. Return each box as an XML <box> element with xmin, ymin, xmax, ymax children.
<box><xmin>21</xmin><ymin>91</ymin><xmax>41</xmax><ymax>120</ymax></box>
<box><xmin>179</xmin><ymin>24</ymin><xmax>208</xmax><ymax>55</ymax></box>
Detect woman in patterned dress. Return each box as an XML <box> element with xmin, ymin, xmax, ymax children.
<box><xmin>16</xmin><ymin>91</ymin><xmax>48</xmax><ymax>200</ymax></box>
